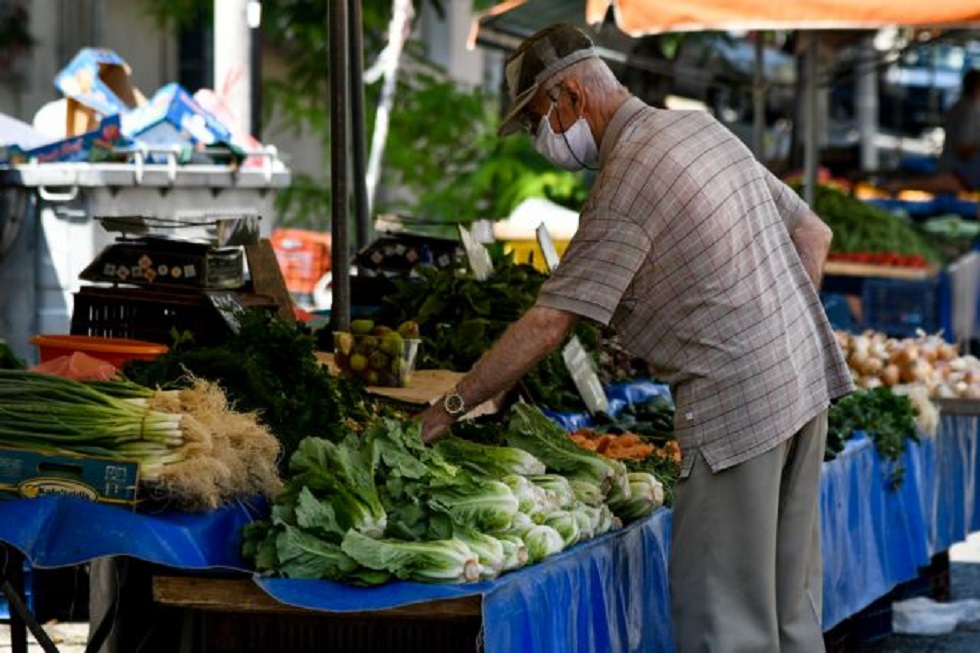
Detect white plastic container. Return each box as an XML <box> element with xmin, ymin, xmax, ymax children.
<box><xmin>0</xmin><ymin>155</ymin><xmax>290</xmax><ymax>363</ymax></box>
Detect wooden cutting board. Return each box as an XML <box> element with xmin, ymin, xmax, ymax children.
<box><xmin>316</xmin><ymin>351</ymin><xmax>462</xmax><ymax>406</ymax></box>
<box><xmin>315</xmin><ymin>352</ymin><xmax>502</xmax><ymax>418</ymax></box>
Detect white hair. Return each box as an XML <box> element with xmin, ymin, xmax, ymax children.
<box><xmin>548</xmin><ymin>56</ymin><xmax>626</xmax><ymax>99</ymax></box>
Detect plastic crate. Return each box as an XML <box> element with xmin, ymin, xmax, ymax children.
<box><xmin>70</xmin><ymin>285</ymin><xmax>226</xmax><ymax>346</ymax></box>
<box><xmin>70</xmin><ymin>286</ymin><xmax>279</xmax><ymax>347</ymax></box>
<box><xmin>821</xmin><ymin>292</ymin><xmax>856</xmax><ymax>332</ymax></box>
<box><xmin>271</xmin><ymin>229</ymin><xmax>331</xmax><ymax>296</ymax></box>
<box><xmin>861</xmin><ymin>277</ymin><xmax>941</xmax><ymax>338</ymax></box>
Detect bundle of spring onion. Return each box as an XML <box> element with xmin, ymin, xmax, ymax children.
<box><xmin>0</xmin><ymin>370</ymin><xmax>282</xmax><ymax>510</ymax></box>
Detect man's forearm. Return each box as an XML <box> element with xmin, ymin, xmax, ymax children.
<box><xmin>791</xmin><ymin>213</ymin><xmax>833</xmax><ymax>289</ymax></box>
<box><xmin>458</xmin><ymin>306</ymin><xmax>576</xmax><ymax>409</ymax></box>
<box><xmin>419</xmin><ymin>305</ymin><xmax>577</xmax><ymax>442</ymax></box>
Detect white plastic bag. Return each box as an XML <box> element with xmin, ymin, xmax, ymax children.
<box><xmin>892</xmin><ymin>597</ymin><xmax>980</xmax><ymax>635</ymax></box>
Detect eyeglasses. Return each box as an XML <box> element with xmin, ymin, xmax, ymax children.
<box><xmin>518</xmin><ymin>88</ymin><xmax>561</xmax><ymax>136</ymax></box>
<box><xmin>517</xmin><ymin>111</ymin><xmax>543</xmax><ymax>136</ymax></box>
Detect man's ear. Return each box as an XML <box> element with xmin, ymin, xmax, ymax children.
<box><xmin>563</xmin><ymin>78</ymin><xmax>585</xmax><ymax>112</ymax></box>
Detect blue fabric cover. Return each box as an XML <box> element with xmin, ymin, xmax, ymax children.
<box><xmin>820</xmin><ymin>433</ymin><xmax>932</xmax><ymax>629</ymax></box>
<box><xmin>544</xmin><ymin>379</ymin><xmax>672</xmax><ymax>431</ymax></box>
<box><xmin>0</xmin><ymin>495</ymin><xmax>264</xmax><ymax>569</ymax></box>
<box><xmin>257</xmin><ymin>509</ymin><xmax>674</xmax><ymax>653</ymax></box>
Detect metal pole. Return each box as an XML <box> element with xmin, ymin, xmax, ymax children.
<box><xmin>250</xmin><ymin>1</ymin><xmax>263</xmax><ymax>140</ymax></box>
<box><xmin>857</xmin><ymin>35</ymin><xmax>879</xmax><ymax>171</ymax></box>
<box><xmin>349</xmin><ymin>0</ymin><xmax>371</xmax><ymax>250</ymax></box>
<box><xmin>330</xmin><ymin>0</ymin><xmax>351</xmax><ymax>331</ymax></box>
<box><xmin>803</xmin><ymin>33</ymin><xmax>819</xmax><ymax>208</ymax></box>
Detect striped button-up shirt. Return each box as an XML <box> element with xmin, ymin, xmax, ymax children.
<box><xmin>537</xmin><ymin>97</ymin><xmax>854</xmax><ymax>476</ymax></box>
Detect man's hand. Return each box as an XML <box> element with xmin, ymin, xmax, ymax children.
<box><xmin>412</xmin><ymin>305</ymin><xmax>578</xmax><ymax>445</ymax></box>
<box><xmin>790</xmin><ymin>211</ymin><xmax>833</xmax><ymax>289</ymax></box>
<box><xmin>419</xmin><ymin>401</ymin><xmax>455</xmax><ymax>444</ymax></box>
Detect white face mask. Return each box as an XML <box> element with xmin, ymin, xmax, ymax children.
<box><xmin>533</xmin><ymin>101</ymin><xmax>599</xmax><ymax>172</ymax></box>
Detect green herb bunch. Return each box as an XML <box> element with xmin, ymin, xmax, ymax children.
<box><xmin>383</xmin><ymin>252</ymin><xmax>600</xmax><ymax>412</ymax></box>
<box><xmin>124</xmin><ymin>310</ymin><xmax>374</xmax><ymax>471</ymax></box>
<box><xmin>826</xmin><ymin>387</ymin><xmax>920</xmax><ymax>487</ymax></box>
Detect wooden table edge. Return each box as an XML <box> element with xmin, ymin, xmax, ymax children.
<box><xmin>152</xmin><ymin>575</ymin><xmax>483</xmax><ymax>620</ymax></box>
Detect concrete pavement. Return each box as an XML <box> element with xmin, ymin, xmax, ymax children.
<box><xmin>864</xmin><ymin>534</ymin><xmax>980</xmax><ymax>652</ymax></box>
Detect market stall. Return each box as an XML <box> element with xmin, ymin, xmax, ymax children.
<box><xmin>0</xmin><ymin>397</ymin><xmax>977</xmax><ymax>652</ymax></box>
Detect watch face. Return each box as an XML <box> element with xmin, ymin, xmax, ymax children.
<box><xmin>445</xmin><ymin>393</ymin><xmax>465</xmax><ymax>415</ymax></box>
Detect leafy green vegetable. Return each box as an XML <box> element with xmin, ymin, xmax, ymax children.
<box><xmin>826</xmin><ymin>387</ymin><xmax>919</xmax><ymax>487</ymax></box>
<box><xmin>286</xmin><ymin>438</ymin><xmax>387</xmax><ymax>539</ymax></box>
<box><xmin>496</xmin><ymin>533</ymin><xmax>529</xmax><ymax>571</ymax></box>
<box><xmin>382</xmin><ymin>252</ymin><xmax>602</xmax><ymax>412</ymax></box>
<box><xmin>608</xmin><ymin>472</ymin><xmax>666</xmax><ymax>522</ymax></box>
<box><xmin>427</xmin><ymin>478</ymin><xmax>520</xmax><ymax>532</ymax></box>
<box><xmin>501</xmin><ymin>473</ymin><xmax>558</xmax><ymax>520</ymax></box>
<box><xmin>569</xmin><ymin>479</ymin><xmax>605</xmax><ymax>508</ymax></box>
<box><xmin>275</xmin><ymin>524</ymin><xmax>360</xmax><ymax>580</ymax></box>
<box><xmin>507</xmin><ymin>404</ymin><xmax>629</xmax><ymax>496</ymax></box>
<box><xmin>520</xmin><ymin>524</ymin><xmax>565</xmax><ymax>563</ymax></box>
<box><xmin>340</xmin><ymin>530</ymin><xmax>481</xmax><ymax>584</ymax></box>
<box><xmin>526</xmin><ymin>474</ymin><xmax>577</xmax><ymax>510</ymax></box>
<box><xmin>0</xmin><ymin>342</ymin><xmax>25</xmax><ymax>370</ymax></box>
<box><xmin>794</xmin><ymin>183</ymin><xmax>941</xmax><ymax>263</ymax></box>
<box><xmin>435</xmin><ymin>436</ymin><xmax>546</xmax><ymax>478</ymax></box>
<box><xmin>543</xmin><ymin>510</ymin><xmax>581</xmax><ymax>546</ymax></box>
<box><xmin>453</xmin><ymin>524</ymin><xmax>506</xmax><ymax>579</ymax></box>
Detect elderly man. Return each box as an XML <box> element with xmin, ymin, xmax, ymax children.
<box><xmin>418</xmin><ymin>23</ymin><xmax>853</xmax><ymax>652</ymax></box>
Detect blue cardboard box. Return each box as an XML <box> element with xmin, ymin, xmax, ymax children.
<box><xmin>54</xmin><ymin>48</ymin><xmax>145</xmax><ymax>136</ymax></box>
<box><xmin>0</xmin><ymin>447</ymin><xmax>139</xmax><ymax>506</ymax></box>
<box><xmin>14</xmin><ymin>115</ymin><xmax>127</xmax><ymax>164</ymax></box>
<box><xmin>122</xmin><ymin>83</ymin><xmax>232</xmax><ymax>149</ymax></box>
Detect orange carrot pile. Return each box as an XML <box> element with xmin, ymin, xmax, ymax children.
<box><xmin>569</xmin><ymin>429</ymin><xmax>682</xmax><ymax>465</ymax></box>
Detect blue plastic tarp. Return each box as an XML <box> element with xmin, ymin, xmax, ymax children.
<box><xmin>544</xmin><ymin>379</ymin><xmax>672</xmax><ymax>431</ymax></box>
<box><xmin>820</xmin><ymin>433</ymin><xmax>930</xmax><ymax>629</ymax></box>
<box><xmin>257</xmin><ymin>509</ymin><xmax>674</xmax><ymax>653</ymax></box>
<box><xmin>918</xmin><ymin>413</ymin><xmax>978</xmax><ymax>553</ymax></box>
<box><xmin>0</xmin><ymin>495</ymin><xmax>263</xmax><ymax>569</ymax></box>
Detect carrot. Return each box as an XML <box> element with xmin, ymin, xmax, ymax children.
<box><xmin>606</xmin><ymin>433</ymin><xmax>641</xmax><ymax>450</ymax></box>
<box><xmin>605</xmin><ymin>443</ymin><xmax>655</xmax><ymax>460</ymax></box>
<box><xmin>594</xmin><ymin>434</ymin><xmax>618</xmax><ymax>454</ymax></box>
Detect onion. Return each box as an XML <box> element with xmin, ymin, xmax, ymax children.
<box><xmin>965</xmin><ymin>385</ymin><xmax>980</xmax><ymax>400</ymax></box>
<box><xmin>862</xmin><ymin>357</ymin><xmax>884</xmax><ymax>376</ymax></box>
<box><xmin>903</xmin><ymin>359</ymin><xmax>934</xmax><ymax>384</ymax></box>
<box><xmin>936</xmin><ymin>383</ymin><xmax>957</xmax><ymax>399</ymax></box>
<box><xmin>936</xmin><ymin>344</ymin><xmax>956</xmax><ymax>361</ymax></box>
<box><xmin>852</xmin><ymin>335</ymin><xmax>871</xmax><ymax>361</ymax></box>
<box><xmin>889</xmin><ymin>345</ymin><xmax>919</xmax><ymax>367</ymax></box>
<box><xmin>882</xmin><ymin>364</ymin><xmax>901</xmax><ymax>387</ymax></box>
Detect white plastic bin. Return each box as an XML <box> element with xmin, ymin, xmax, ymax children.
<box><xmin>0</xmin><ymin>158</ymin><xmax>290</xmax><ymax>363</ymax></box>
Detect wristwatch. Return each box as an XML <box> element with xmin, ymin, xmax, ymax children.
<box><xmin>443</xmin><ymin>388</ymin><xmax>467</xmax><ymax>417</ymax></box>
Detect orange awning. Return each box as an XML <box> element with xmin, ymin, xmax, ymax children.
<box><xmin>586</xmin><ymin>0</ymin><xmax>980</xmax><ymax>35</ymax></box>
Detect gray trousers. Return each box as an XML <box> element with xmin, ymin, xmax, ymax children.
<box><xmin>669</xmin><ymin>411</ymin><xmax>828</xmax><ymax>653</ymax></box>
